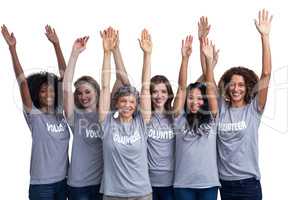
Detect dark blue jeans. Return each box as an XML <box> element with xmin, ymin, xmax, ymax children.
<box><xmin>174</xmin><ymin>187</ymin><xmax>218</xmax><ymax>200</ymax></box>
<box><xmin>29</xmin><ymin>179</ymin><xmax>67</xmax><ymax>200</ymax></box>
<box><xmin>68</xmin><ymin>184</ymin><xmax>103</xmax><ymax>200</ymax></box>
<box><xmin>220</xmin><ymin>178</ymin><xmax>262</xmax><ymax>200</ymax></box>
<box><xmin>152</xmin><ymin>186</ymin><xmax>174</xmax><ymax>200</ymax></box>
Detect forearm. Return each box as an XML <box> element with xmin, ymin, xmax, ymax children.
<box><xmin>141</xmin><ymin>53</ymin><xmax>151</xmax><ymax>123</ymax></box>
<box><xmin>53</xmin><ymin>42</ymin><xmax>67</xmax><ymax>78</ymax></box>
<box><xmin>63</xmin><ymin>51</ymin><xmax>78</xmax><ymax>91</ymax></box>
<box><xmin>113</xmin><ymin>48</ymin><xmax>130</xmax><ymax>85</ymax></box>
<box><xmin>178</xmin><ymin>56</ymin><xmax>189</xmax><ymax>89</ymax></box>
<box><xmin>205</xmin><ymin>58</ymin><xmax>218</xmax><ymax>114</ymax></box>
<box><xmin>101</xmin><ymin>52</ymin><xmax>111</xmax><ymax>91</ymax></box>
<box><xmin>99</xmin><ymin>52</ymin><xmax>112</xmax><ymax>122</ymax></box>
<box><xmin>261</xmin><ymin>35</ymin><xmax>272</xmax><ymax>77</ymax></box>
<box><xmin>9</xmin><ymin>47</ymin><xmax>26</xmax><ymax>84</ymax></box>
<box><xmin>199</xmin><ymin>39</ymin><xmax>207</xmax><ymax>76</ymax></box>
<box><xmin>9</xmin><ymin>46</ymin><xmax>32</xmax><ymax>110</ymax></box>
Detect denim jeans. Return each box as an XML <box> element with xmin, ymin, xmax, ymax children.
<box><xmin>68</xmin><ymin>184</ymin><xmax>103</xmax><ymax>200</ymax></box>
<box><xmin>152</xmin><ymin>186</ymin><xmax>174</xmax><ymax>200</ymax></box>
<box><xmin>220</xmin><ymin>178</ymin><xmax>262</xmax><ymax>200</ymax></box>
<box><xmin>29</xmin><ymin>179</ymin><xmax>67</xmax><ymax>200</ymax></box>
<box><xmin>174</xmin><ymin>187</ymin><xmax>218</xmax><ymax>200</ymax></box>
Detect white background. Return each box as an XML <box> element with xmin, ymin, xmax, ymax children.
<box><xmin>0</xmin><ymin>0</ymin><xmax>298</xmax><ymax>199</ymax></box>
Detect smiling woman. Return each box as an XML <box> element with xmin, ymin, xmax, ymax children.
<box><xmin>1</xmin><ymin>25</ymin><xmax>70</xmax><ymax>200</ymax></box>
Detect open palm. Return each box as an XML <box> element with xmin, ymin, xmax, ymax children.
<box><xmin>198</xmin><ymin>16</ymin><xmax>211</xmax><ymax>39</ymax></box>
<box><xmin>181</xmin><ymin>35</ymin><xmax>193</xmax><ymax>57</ymax></box>
<box><xmin>139</xmin><ymin>29</ymin><xmax>152</xmax><ymax>53</ymax></box>
<box><xmin>45</xmin><ymin>25</ymin><xmax>59</xmax><ymax>44</ymax></box>
<box><xmin>1</xmin><ymin>25</ymin><xmax>16</xmax><ymax>47</ymax></box>
<box><xmin>255</xmin><ymin>9</ymin><xmax>273</xmax><ymax>36</ymax></box>
<box><xmin>101</xmin><ymin>27</ymin><xmax>118</xmax><ymax>52</ymax></box>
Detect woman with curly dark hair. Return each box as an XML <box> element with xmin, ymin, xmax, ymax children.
<box><xmin>217</xmin><ymin>9</ymin><xmax>273</xmax><ymax>200</ymax></box>
<box><xmin>2</xmin><ymin>25</ymin><xmax>70</xmax><ymax>200</ymax></box>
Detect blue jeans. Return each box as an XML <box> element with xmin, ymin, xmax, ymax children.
<box><xmin>29</xmin><ymin>179</ymin><xmax>67</xmax><ymax>200</ymax></box>
<box><xmin>220</xmin><ymin>178</ymin><xmax>262</xmax><ymax>200</ymax></box>
<box><xmin>152</xmin><ymin>186</ymin><xmax>174</xmax><ymax>200</ymax></box>
<box><xmin>68</xmin><ymin>184</ymin><xmax>103</xmax><ymax>200</ymax></box>
<box><xmin>174</xmin><ymin>187</ymin><xmax>218</xmax><ymax>200</ymax></box>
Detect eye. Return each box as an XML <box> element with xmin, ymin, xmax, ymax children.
<box><xmin>161</xmin><ymin>89</ymin><xmax>168</xmax><ymax>94</ymax></box>
<box><xmin>238</xmin><ymin>83</ymin><xmax>245</xmax><ymax>87</ymax></box>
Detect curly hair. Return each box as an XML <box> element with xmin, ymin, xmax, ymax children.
<box><xmin>184</xmin><ymin>82</ymin><xmax>212</xmax><ymax>133</ymax></box>
<box><xmin>150</xmin><ymin>75</ymin><xmax>174</xmax><ymax>112</ymax></box>
<box><xmin>74</xmin><ymin>76</ymin><xmax>100</xmax><ymax>109</ymax></box>
<box><xmin>218</xmin><ymin>66</ymin><xmax>259</xmax><ymax>105</ymax></box>
<box><xmin>26</xmin><ymin>72</ymin><xmax>61</xmax><ymax>112</ymax></box>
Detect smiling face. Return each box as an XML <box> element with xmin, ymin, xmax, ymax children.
<box><xmin>75</xmin><ymin>82</ymin><xmax>97</xmax><ymax>110</ymax></box>
<box><xmin>151</xmin><ymin>83</ymin><xmax>169</xmax><ymax>111</ymax></box>
<box><xmin>116</xmin><ymin>95</ymin><xmax>137</xmax><ymax>120</ymax></box>
<box><xmin>38</xmin><ymin>83</ymin><xmax>55</xmax><ymax>109</ymax></box>
<box><xmin>228</xmin><ymin>74</ymin><xmax>246</xmax><ymax>106</ymax></box>
<box><xmin>186</xmin><ymin>88</ymin><xmax>204</xmax><ymax>114</ymax></box>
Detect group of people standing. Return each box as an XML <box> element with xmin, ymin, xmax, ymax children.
<box><xmin>1</xmin><ymin>9</ymin><xmax>272</xmax><ymax>200</ymax></box>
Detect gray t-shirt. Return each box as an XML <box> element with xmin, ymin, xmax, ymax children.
<box><xmin>217</xmin><ymin>97</ymin><xmax>262</xmax><ymax>181</ymax></box>
<box><xmin>147</xmin><ymin>113</ymin><xmax>175</xmax><ymax>187</ymax></box>
<box><xmin>173</xmin><ymin>112</ymin><xmax>220</xmax><ymax>189</ymax></box>
<box><xmin>67</xmin><ymin>110</ymin><xmax>103</xmax><ymax>187</ymax></box>
<box><xmin>100</xmin><ymin>112</ymin><xmax>152</xmax><ymax>197</ymax></box>
<box><xmin>24</xmin><ymin>106</ymin><xmax>70</xmax><ymax>185</ymax></box>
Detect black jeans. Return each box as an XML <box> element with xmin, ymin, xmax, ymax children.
<box><xmin>220</xmin><ymin>178</ymin><xmax>262</xmax><ymax>200</ymax></box>
<box><xmin>29</xmin><ymin>179</ymin><xmax>67</xmax><ymax>200</ymax></box>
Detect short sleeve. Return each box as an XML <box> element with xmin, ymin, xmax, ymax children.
<box><xmin>100</xmin><ymin>112</ymin><xmax>113</xmax><ymax>139</ymax></box>
<box><xmin>173</xmin><ymin>111</ymin><xmax>186</xmax><ymax>132</ymax></box>
<box><xmin>23</xmin><ymin>104</ymin><xmax>42</xmax><ymax>130</ymax></box>
<box><xmin>134</xmin><ymin>111</ymin><xmax>148</xmax><ymax>138</ymax></box>
<box><xmin>250</xmin><ymin>96</ymin><xmax>263</xmax><ymax>115</ymax></box>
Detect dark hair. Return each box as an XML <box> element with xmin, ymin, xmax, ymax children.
<box><xmin>184</xmin><ymin>82</ymin><xmax>212</xmax><ymax>134</ymax></box>
<box><xmin>111</xmin><ymin>85</ymin><xmax>139</xmax><ymax>112</ymax></box>
<box><xmin>218</xmin><ymin>66</ymin><xmax>259</xmax><ymax>105</ymax></box>
<box><xmin>150</xmin><ymin>75</ymin><xmax>174</xmax><ymax>112</ymax></box>
<box><xmin>74</xmin><ymin>76</ymin><xmax>100</xmax><ymax>109</ymax></box>
<box><xmin>26</xmin><ymin>72</ymin><xmax>61</xmax><ymax>112</ymax></box>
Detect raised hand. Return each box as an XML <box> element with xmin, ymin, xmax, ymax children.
<box><xmin>72</xmin><ymin>36</ymin><xmax>89</xmax><ymax>54</ymax></box>
<box><xmin>112</xmin><ymin>29</ymin><xmax>120</xmax><ymax>52</ymax></box>
<box><xmin>255</xmin><ymin>9</ymin><xmax>273</xmax><ymax>37</ymax></box>
<box><xmin>1</xmin><ymin>25</ymin><xmax>16</xmax><ymax>48</ymax></box>
<box><xmin>201</xmin><ymin>37</ymin><xmax>214</xmax><ymax>61</ymax></box>
<box><xmin>138</xmin><ymin>29</ymin><xmax>152</xmax><ymax>54</ymax></box>
<box><xmin>100</xmin><ymin>27</ymin><xmax>118</xmax><ymax>52</ymax></box>
<box><xmin>181</xmin><ymin>35</ymin><xmax>193</xmax><ymax>57</ymax></box>
<box><xmin>212</xmin><ymin>44</ymin><xmax>220</xmax><ymax>68</ymax></box>
<box><xmin>198</xmin><ymin>16</ymin><xmax>211</xmax><ymax>39</ymax></box>
<box><xmin>45</xmin><ymin>25</ymin><xmax>59</xmax><ymax>45</ymax></box>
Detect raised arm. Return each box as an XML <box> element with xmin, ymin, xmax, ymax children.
<box><xmin>254</xmin><ymin>9</ymin><xmax>273</xmax><ymax>112</ymax></box>
<box><xmin>1</xmin><ymin>25</ymin><xmax>32</xmax><ymax>112</ymax></box>
<box><xmin>63</xmin><ymin>36</ymin><xmax>89</xmax><ymax>119</ymax></box>
<box><xmin>201</xmin><ymin>38</ymin><xmax>218</xmax><ymax>116</ymax></box>
<box><xmin>173</xmin><ymin>35</ymin><xmax>193</xmax><ymax>117</ymax></box>
<box><xmin>111</xmin><ymin>29</ymin><xmax>131</xmax><ymax>101</ymax></box>
<box><xmin>99</xmin><ymin>27</ymin><xmax>117</xmax><ymax>122</ymax></box>
<box><xmin>196</xmin><ymin>17</ymin><xmax>219</xmax><ymax>83</ymax></box>
<box><xmin>139</xmin><ymin>29</ymin><xmax>152</xmax><ymax>124</ymax></box>
<box><xmin>45</xmin><ymin>25</ymin><xmax>66</xmax><ymax>79</ymax></box>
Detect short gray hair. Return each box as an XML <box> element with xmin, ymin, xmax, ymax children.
<box><xmin>111</xmin><ymin>85</ymin><xmax>140</xmax><ymax>111</ymax></box>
